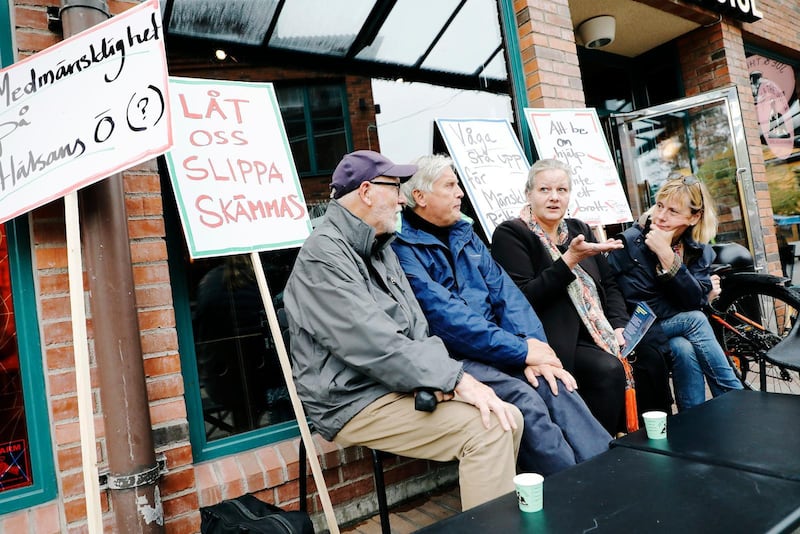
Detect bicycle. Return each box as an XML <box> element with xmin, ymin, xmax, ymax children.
<box><xmin>708</xmin><ymin>242</ymin><xmax>800</xmax><ymax>394</ymax></box>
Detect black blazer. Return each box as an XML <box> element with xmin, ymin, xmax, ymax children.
<box><xmin>491</xmin><ymin>217</ymin><xmax>629</xmax><ymax>371</ymax></box>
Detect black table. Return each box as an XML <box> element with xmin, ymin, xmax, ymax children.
<box><xmin>417</xmin><ymin>447</ymin><xmax>800</xmax><ymax>533</ymax></box>
<box><xmin>612</xmin><ymin>390</ymin><xmax>800</xmax><ymax>481</ymax></box>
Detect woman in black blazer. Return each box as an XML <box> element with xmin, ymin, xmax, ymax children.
<box><xmin>492</xmin><ymin>158</ymin><xmax>633</xmax><ymax>434</ymax></box>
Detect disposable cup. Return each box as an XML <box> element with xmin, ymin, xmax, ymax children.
<box><xmin>642</xmin><ymin>410</ymin><xmax>668</xmax><ymax>440</ymax></box>
<box><xmin>513</xmin><ymin>472</ymin><xmax>543</xmax><ymax>513</ymax></box>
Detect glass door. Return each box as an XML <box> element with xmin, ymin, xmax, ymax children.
<box><xmin>611</xmin><ymin>86</ymin><xmax>765</xmax><ymax>269</ymax></box>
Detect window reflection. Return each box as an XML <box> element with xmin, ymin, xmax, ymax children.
<box><xmin>0</xmin><ymin>226</ymin><xmax>32</xmax><ymax>493</ymax></box>
<box><xmin>748</xmin><ymin>53</ymin><xmax>800</xmax><ymax>280</ymax></box>
<box><xmin>192</xmin><ymin>251</ymin><xmax>298</xmax><ymax>440</ymax></box>
<box><xmin>276</xmin><ymin>84</ymin><xmax>349</xmax><ymax>176</ymax></box>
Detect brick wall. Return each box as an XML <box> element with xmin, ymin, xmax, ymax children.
<box><xmin>513</xmin><ymin>0</ymin><xmax>586</xmax><ymax>108</ymax></box>
<box><xmin>744</xmin><ymin>0</ymin><xmax>800</xmax><ymax>57</ymax></box>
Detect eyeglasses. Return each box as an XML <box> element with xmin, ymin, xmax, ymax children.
<box><xmin>681</xmin><ymin>176</ymin><xmax>699</xmax><ymax>186</ymax></box>
<box><xmin>369</xmin><ymin>180</ymin><xmax>402</xmax><ymax>196</ymax></box>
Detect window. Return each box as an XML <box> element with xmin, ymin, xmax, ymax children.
<box><xmin>0</xmin><ymin>220</ymin><xmax>56</xmax><ymax>513</ymax></box>
<box><xmin>0</xmin><ymin>1</ymin><xmax>56</xmax><ymax>512</ymax></box>
<box><xmin>275</xmin><ymin>84</ymin><xmax>351</xmax><ymax>176</ymax></box>
<box><xmin>164</xmin><ymin>174</ymin><xmax>301</xmax><ymax>460</ymax></box>
<box><xmin>746</xmin><ymin>48</ymin><xmax>800</xmax><ymax>278</ymax></box>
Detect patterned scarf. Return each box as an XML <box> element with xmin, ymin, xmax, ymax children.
<box><xmin>520</xmin><ymin>204</ymin><xmax>639</xmax><ymax>432</ymax></box>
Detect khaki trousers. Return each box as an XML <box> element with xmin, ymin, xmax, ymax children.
<box><xmin>335</xmin><ymin>392</ymin><xmax>523</xmax><ymax>510</ymax></box>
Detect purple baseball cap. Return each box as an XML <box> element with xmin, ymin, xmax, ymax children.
<box><xmin>330</xmin><ymin>150</ymin><xmax>417</xmax><ymax>199</ymax></box>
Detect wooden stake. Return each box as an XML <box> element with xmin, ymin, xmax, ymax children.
<box><xmin>250</xmin><ymin>253</ymin><xmax>340</xmax><ymax>534</ymax></box>
<box><xmin>65</xmin><ymin>192</ymin><xmax>103</xmax><ymax>533</ymax></box>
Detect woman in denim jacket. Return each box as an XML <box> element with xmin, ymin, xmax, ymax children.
<box><xmin>607</xmin><ymin>176</ymin><xmax>742</xmax><ymax>411</ymax></box>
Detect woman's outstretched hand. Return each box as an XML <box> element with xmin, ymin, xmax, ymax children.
<box><xmin>562</xmin><ymin>234</ymin><xmax>623</xmax><ymax>269</ymax></box>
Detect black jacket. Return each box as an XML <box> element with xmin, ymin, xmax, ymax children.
<box><xmin>491</xmin><ymin>217</ymin><xmax>629</xmax><ymax>371</ymax></box>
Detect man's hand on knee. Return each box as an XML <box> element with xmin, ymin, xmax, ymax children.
<box><xmin>454</xmin><ymin>373</ymin><xmax>519</xmax><ymax>431</ymax></box>
<box><xmin>524</xmin><ymin>364</ymin><xmax>578</xmax><ymax>395</ymax></box>
<box><xmin>524</xmin><ymin>338</ymin><xmax>562</xmax><ymax>367</ymax></box>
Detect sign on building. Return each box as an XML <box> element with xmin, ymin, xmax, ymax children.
<box><xmin>435</xmin><ymin>118</ymin><xmax>529</xmax><ymax>240</ymax></box>
<box><xmin>525</xmin><ymin>108</ymin><xmax>632</xmax><ymax>226</ymax></box>
<box><xmin>165</xmin><ymin>77</ymin><xmax>311</xmax><ymax>258</ymax></box>
<box><xmin>0</xmin><ymin>0</ymin><xmax>170</xmax><ymax>223</ymax></box>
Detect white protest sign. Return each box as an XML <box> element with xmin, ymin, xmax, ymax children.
<box><xmin>525</xmin><ymin>108</ymin><xmax>632</xmax><ymax>226</ymax></box>
<box><xmin>0</xmin><ymin>0</ymin><xmax>170</xmax><ymax>224</ymax></box>
<box><xmin>435</xmin><ymin>118</ymin><xmax>529</xmax><ymax>239</ymax></box>
<box><xmin>165</xmin><ymin>77</ymin><xmax>311</xmax><ymax>258</ymax></box>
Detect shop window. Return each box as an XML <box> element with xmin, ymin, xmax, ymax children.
<box><xmin>164</xmin><ymin>173</ymin><xmax>302</xmax><ymax>460</ymax></box>
<box><xmin>746</xmin><ymin>50</ymin><xmax>800</xmax><ymax>278</ymax></box>
<box><xmin>275</xmin><ymin>84</ymin><xmax>351</xmax><ymax>176</ymax></box>
<box><xmin>0</xmin><ymin>220</ymin><xmax>56</xmax><ymax>513</ymax></box>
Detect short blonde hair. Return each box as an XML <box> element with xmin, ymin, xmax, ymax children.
<box><xmin>525</xmin><ymin>158</ymin><xmax>573</xmax><ymax>194</ymax></box>
<box><xmin>649</xmin><ymin>175</ymin><xmax>717</xmax><ymax>243</ymax></box>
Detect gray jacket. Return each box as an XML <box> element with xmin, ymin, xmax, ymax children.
<box><xmin>284</xmin><ymin>201</ymin><xmax>463</xmax><ymax>440</ymax></box>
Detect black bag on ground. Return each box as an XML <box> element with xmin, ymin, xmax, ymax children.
<box><xmin>200</xmin><ymin>493</ymin><xmax>314</xmax><ymax>534</ymax></box>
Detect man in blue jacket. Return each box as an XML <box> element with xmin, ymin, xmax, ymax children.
<box><xmin>392</xmin><ymin>154</ymin><xmax>610</xmax><ymax>475</ymax></box>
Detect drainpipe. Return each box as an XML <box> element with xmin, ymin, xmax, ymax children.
<box><xmin>59</xmin><ymin>1</ymin><xmax>163</xmax><ymax>531</ymax></box>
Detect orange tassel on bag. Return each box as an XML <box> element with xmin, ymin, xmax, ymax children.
<box><xmin>621</xmin><ymin>357</ymin><xmax>639</xmax><ymax>432</ymax></box>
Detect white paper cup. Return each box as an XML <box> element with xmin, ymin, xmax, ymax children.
<box><xmin>513</xmin><ymin>472</ymin><xmax>543</xmax><ymax>513</ymax></box>
<box><xmin>642</xmin><ymin>411</ymin><xmax>668</xmax><ymax>440</ymax></box>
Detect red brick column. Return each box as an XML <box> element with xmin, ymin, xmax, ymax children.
<box><xmin>677</xmin><ymin>21</ymin><xmax>780</xmax><ymax>275</ymax></box>
<box><xmin>512</xmin><ymin>0</ymin><xmax>586</xmax><ymax>108</ymax></box>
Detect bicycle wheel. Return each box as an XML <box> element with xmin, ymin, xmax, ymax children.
<box><xmin>712</xmin><ymin>282</ymin><xmax>800</xmax><ymax>394</ymax></box>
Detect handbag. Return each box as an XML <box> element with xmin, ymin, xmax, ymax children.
<box><xmin>200</xmin><ymin>493</ymin><xmax>314</xmax><ymax>534</ymax></box>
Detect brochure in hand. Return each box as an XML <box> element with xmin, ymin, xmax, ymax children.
<box><xmin>621</xmin><ymin>302</ymin><xmax>657</xmax><ymax>358</ymax></box>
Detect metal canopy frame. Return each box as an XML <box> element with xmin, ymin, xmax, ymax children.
<box><xmin>161</xmin><ymin>0</ymin><xmax>509</xmax><ymax>94</ymax></box>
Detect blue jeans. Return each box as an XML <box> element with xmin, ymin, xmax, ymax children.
<box><xmin>462</xmin><ymin>359</ymin><xmax>611</xmax><ymax>476</ymax></box>
<box><xmin>659</xmin><ymin>310</ymin><xmax>743</xmax><ymax>411</ymax></box>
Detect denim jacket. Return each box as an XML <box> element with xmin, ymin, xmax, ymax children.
<box><xmin>607</xmin><ymin>217</ymin><xmax>715</xmax><ymax>322</ymax></box>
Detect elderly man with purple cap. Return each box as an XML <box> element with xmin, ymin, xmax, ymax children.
<box><xmin>284</xmin><ymin>150</ymin><xmax>523</xmax><ymax>510</ymax></box>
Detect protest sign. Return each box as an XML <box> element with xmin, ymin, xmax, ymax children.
<box><xmin>435</xmin><ymin>118</ymin><xmax>529</xmax><ymax>239</ymax></box>
<box><xmin>0</xmin><ymin>0</ymin><xmax>170</xmax><ymax>223</ymax></box>
<box><xmin>525</xmin><ymin>108</ymin><xmax>632</xmax><ymax>226</ymax></box>
<box><xmin>165</xmin><ymin>78</ymin><xmax>332</xmax><ymax>529</ymax></box>
<box><xmin>165</xmin><ymin>77</ymin><xmax>311</xmax><ymax>258</ymax></box>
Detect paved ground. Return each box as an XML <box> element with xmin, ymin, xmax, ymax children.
<box><xmin>341</xmin><ymin>484</ymin><xmax>461</xmax><ymax>534</ymax></box>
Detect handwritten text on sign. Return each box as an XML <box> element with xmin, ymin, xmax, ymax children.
<box><xmin>165</xmin><ymin>78</ymin><xmax>311</xmax><ymax>258</ymax></box>
<box><xmin>0</xmin><ymin>0</ymin><xmax>171</xmax><ymax>224</ymax></box>
<box><xmin>525</xmin><ymin>109</ymin><xmax>632</xmax><ymax>226</ymax></box>
<box><xmin>435</xmin><ymin>119</ymin><xmax>529</xmax><ymax>239</ymax></box>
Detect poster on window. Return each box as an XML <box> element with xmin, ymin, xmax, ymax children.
<box><xmin>524</xmin><ymin>108</ymin><xmax>632</xmax><ymax>226</ymax></box>
<box><xmin>0</xmin><ymin>0</ymin><xmax>171</xmax><ymax>224</ymax></box>
<box><xmin>165</xmin><ymin>77</ymin><xmax>312</xmax><ymax>258</ymax></box>
<box><xmin>747</xmin><ymin>54</ymin><xmax>798</xmax><ymax>161</ymax></box>
<box><xmin>0</xmin><ymin>439</ymin><xmax>31</xmax><ymax>492</ymax></box>
<box><xmin>435</xmin><ymin>118</ymin><xmax>529</xmax><ymax>240</ymax></box>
